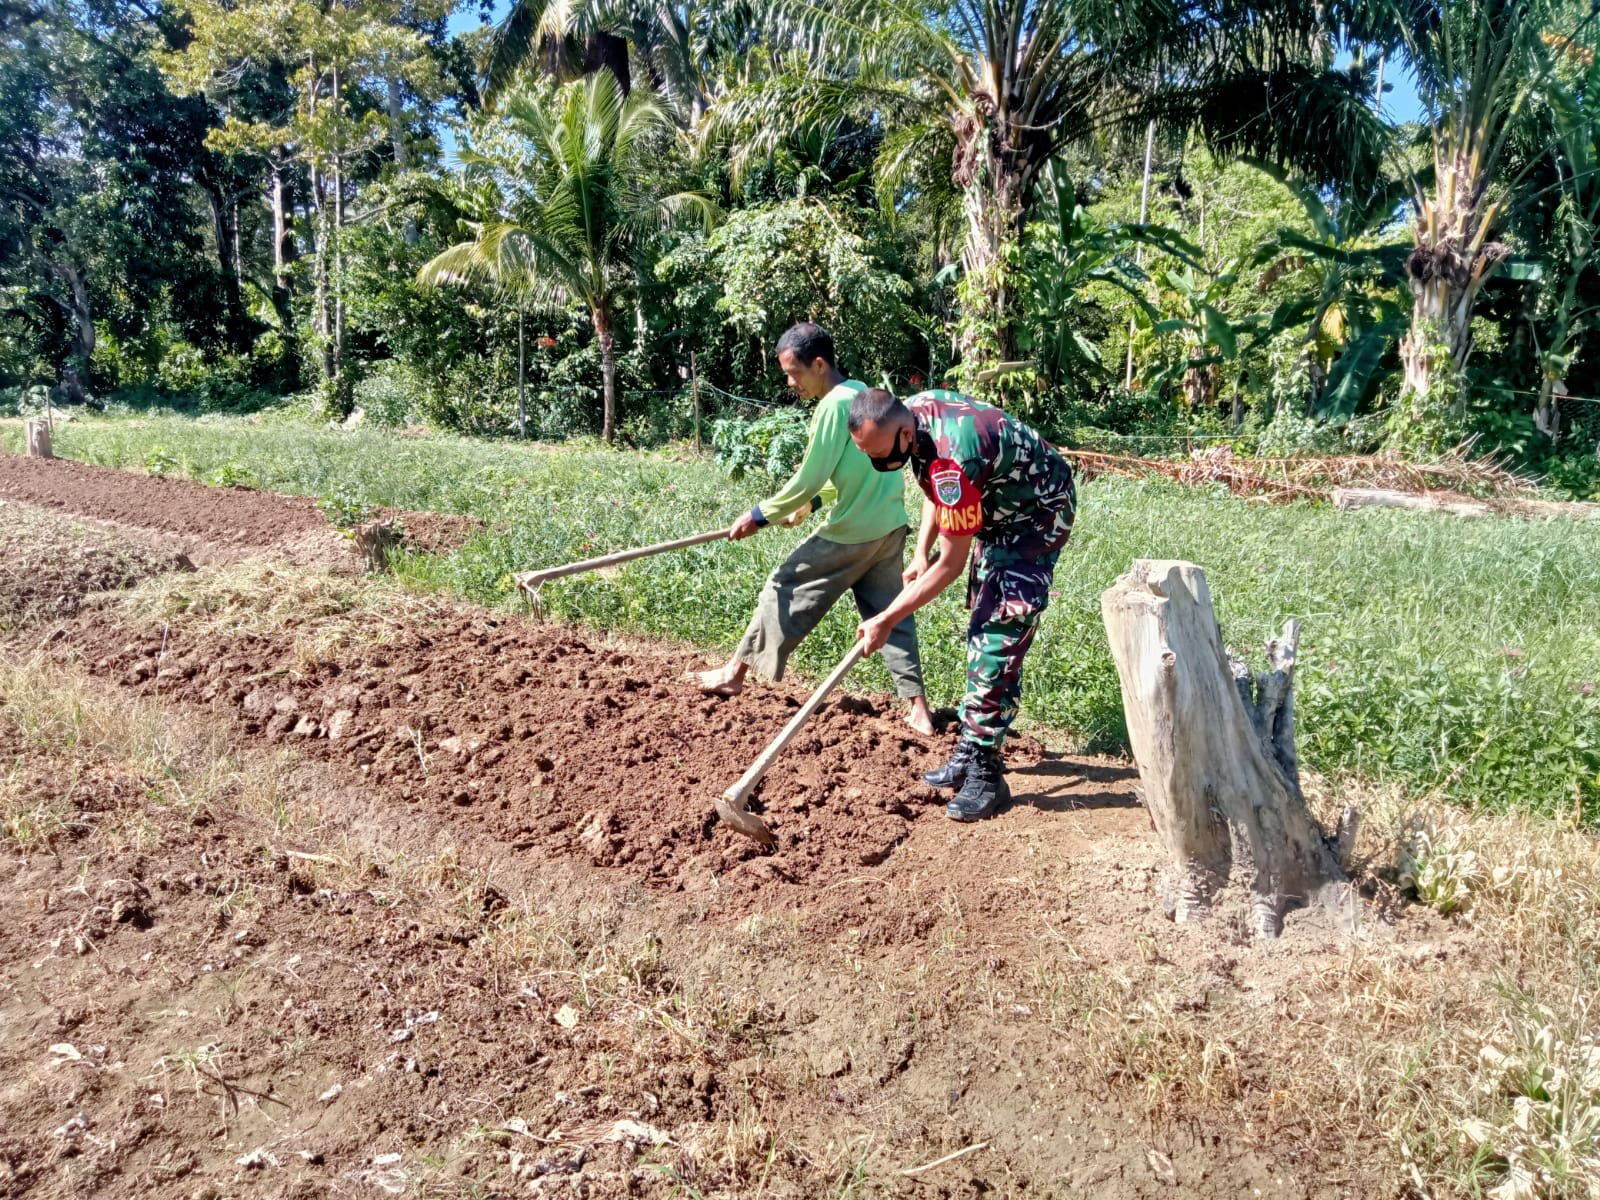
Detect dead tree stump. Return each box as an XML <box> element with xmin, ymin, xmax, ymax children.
<box><xmin>352</xmin><ymin>518</ymin><xmax>400</xmax><ymax>573</ymax></box>
<box><xmin>1101</xmin><ymin>559</ymin><xmax>1353</xmax><ymax>938</ymax></box>
<box><xmin>25</xmin><ymin>420</ymin><xmax>52</xmax><ymax>459</ymax></box>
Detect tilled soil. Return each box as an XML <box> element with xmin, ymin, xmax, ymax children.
<box><xmin>1</xmin><ymin>668</ymin><xmax>1363</xmax><ymax>1200</ymax></box>
<box><xmin>64</xmin><ymin>608</ymin><xmax>1071</xmax><ymax>894</ymax></box>
<box><xmin>0</xmin><ymin>454</ymin><xmax>328</xmax><ymax>549</ymax></box>
<box><xmin>0</xmin><ymin>718</ymin><xmax>766</xmax><ymax>1199</ymax></box>
<box><xmin>0</xmin><ymin>452</ymin><xmax>481</xmax><ymax>562</ymax></box>
<box><xmin>0</xmin><ymin>503</ymin><xmax>187</xmax><ymax>630</ymax></box>
<box><xmin>0</xmin><ymin>453</ymin><xmax>1425</xmax><ymax>1200</ymax></box>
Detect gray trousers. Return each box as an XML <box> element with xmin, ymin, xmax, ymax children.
<box><xmin>735</xmin><ymin>526</ymin><xmax>923</xmax><ymax>699</ymax></box>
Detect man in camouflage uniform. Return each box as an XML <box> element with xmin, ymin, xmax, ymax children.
<box><xmin>847</xmin><ymin>387</ymin><xmax>1077</xmax><ymax>821</ymax></box>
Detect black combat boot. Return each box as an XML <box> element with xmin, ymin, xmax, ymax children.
<box><xmin>922</xmin><ymin>737</ymin><xmax>977</xmax><ymax>789</ymax></box>
<box><xmin>945</xmin><ymin>747</ymin><xmax>1009</xmax><ymax>822</ymax></box>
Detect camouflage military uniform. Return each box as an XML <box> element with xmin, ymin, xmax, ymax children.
<box><xmin>905</xmin><ymin>390</ymin><xmax>1077</xmax><ymax>749</ymax></box>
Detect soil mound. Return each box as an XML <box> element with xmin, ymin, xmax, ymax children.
<box><xmin>67</xmin><ymin>609</ymin><xmax>1052</xmax><ymax>892</ymax></box>
<box><xmin>0</xmin><ymin>453</ymin><xmax>327</xmax><ymax>548</ymax></box>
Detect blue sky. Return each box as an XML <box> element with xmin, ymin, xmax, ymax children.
<box><xmin>1340</xmin><ymin>48</ymin><xmax>1427</xmax><ymax>123</ymax></box>
<box><xmin>448</xmin><ymin>1</ymin><xmax>506</xmax><ymax>39</ymax></box>
<box><xmin>1381</xmin><ymin>71</ymin><xmax>1425</xmax><ymax>123</ymax></box>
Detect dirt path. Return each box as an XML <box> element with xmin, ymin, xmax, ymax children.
<box><xmin>0</xmin><ymin>458</ymin><xmax>1447</xmax><ymax>1199</ymax></box>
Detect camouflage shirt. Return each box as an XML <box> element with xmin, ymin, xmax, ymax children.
<box><xmin>905</xmin><ymin>389</ymin><xmax>1077</xmax><ymax>559</ymax></box>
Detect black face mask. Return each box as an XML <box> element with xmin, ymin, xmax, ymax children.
<box><xmin>869</xmin><ymin>428</ymin><xmax>932</xmax><ymax>472</ymax></box>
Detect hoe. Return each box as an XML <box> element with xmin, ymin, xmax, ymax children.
<box><xmin>513</xmin><ymin>529</ymin><xmax>726</xmax><ymax>619</ymax></box>
<box><xmin>714</xmin><ymin>642</ymin><xmax>866</xmax><ymax>845</ymax></box>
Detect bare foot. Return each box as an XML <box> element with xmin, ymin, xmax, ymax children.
<box><xmin>904</xmin><ymin>698</ymin><xmax>936</xmax><ymax>736</ymax></box>
<box><xmin>690</xmin><ymin>662</ymin><xmax>746</xmax><ymax>697</ymax></box>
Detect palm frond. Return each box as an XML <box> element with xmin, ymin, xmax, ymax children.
<box><xmin>698</xmin><ymin>67</ymin><xmax>933</xmax><ymax>182</ymax></box>
<box><xmin>482</xmin><ymin>0</ymin><xmax>632</xmax><ymax>107</ymax></box>
<box><xmin>1169</xmin><ymin>62</ymin><xmax>1389</xmax><ymax>202</ymax></box>
<box><xmin>484</xmin><ymin>0</ymin><xmax>575</xmax><ymax>103</ymax></box>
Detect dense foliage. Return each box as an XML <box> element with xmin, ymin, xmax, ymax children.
<box><xmin>3</xmin><ymin>0</ymin><xmax>1599</xmax><ymax>492</ymax></box>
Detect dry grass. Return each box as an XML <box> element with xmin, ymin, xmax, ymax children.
<box><xmin>0</xmin><ymin>649</ymin><xmax>282</xmax><ymax>851</ymax></box>
<box><xmin>1068</xmin><ymin>445</ymin><xmax>1545</xmax><ymax>506</ymax></box>
<box><xmin>1343</xmin><ymin>786</ymin><xmax>1600</xmax><ymax>1199</ymax></box>
<box><xmin>1084</xmin><ymin>774</ymin><xmax>1600</xmax><ymax>1200</ymax></box>
<box><xmin>112</xmin><ymin>560</ymin><xmax>428</xmax><ymax>636</ymax></box>
<box><xmin>106</xmin><ymin>560</ymin><xmax>458</xmax><ymax>673</ymax></box>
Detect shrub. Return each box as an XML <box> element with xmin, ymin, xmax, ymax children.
<box><xmin>354</xmin><ymin>361</ymin><xmax>421</xmax><ymax>429</ymax></box>
<box><xmin>1540</xmin><ymin>449</ymin><xmax>1600</xmax><ymax>501</ymax></box>
<box><xmin>144</xmin><ymin>446</ymin><xmax>180</xmax><ymax>476</ymax></box>
<box><xmin>156</xmin><ymin>346</ymin><xmax>275</xmax><ymax>414</ymax></box>
<box><xmin>317</xmin><ymin>485</ymin><xmax>373</xmax><ymax>531</ymax></box>
<box><xmin>207</xmin><ymin>461</ymin><xmax>255</xmax><ymax>488</ymax></box>
<box><xmin>1252</xmin><ymin>410</ymin><xmax>1387</xmax><ymax>457</ymax></box>
<box><xmin>710</xmin><ymin>408</ymin><xmax>810</xmax><ymax>480</ymax></box>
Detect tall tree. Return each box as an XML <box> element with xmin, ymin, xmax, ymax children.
<box><xmin>418</xmin><ymin>73</ymin><xmax>712</xmax><ymax>442</ymax></box>
<box><xmin>0</xmin><ymin>0</ymin><xmax>226</xmax><ymax>400</ymax></box>
<box><xmin>702</xmin><ymin>0</ymin><xmax>1389</xmax><ymax>389</ymax></box>
<box><xmin>160</xmin><ymin>0</ymin><xmax>454</xmax><ymax>414</ymax></box>
<box><xmin>1383</xmin><ymin>0</ymin><xmax>1596</xmax><ymax>447</ymax></box>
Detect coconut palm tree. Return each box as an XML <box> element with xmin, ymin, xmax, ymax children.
<box><xmin>418</xmin><ymin>74</ymin><xmax>713</xmax><ymax>443</ymax></box>
<box><xmin>482</xmin><ymin>0</ymin><xmax>766</xmax><ymax>122</ymax></box>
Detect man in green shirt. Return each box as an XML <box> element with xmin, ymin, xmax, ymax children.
<box><xmin>691</xmin><ymin>323</ymin><xmax>934</xmax><ymax>735</ymax></box>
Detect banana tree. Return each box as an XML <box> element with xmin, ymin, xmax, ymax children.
<box><xmin>1013</xmin><ymin>162</ymin><xmax>1190</xmax><ymax>397</ymax></box>
<box><xmin>1131</xmin><ymin>259</ymin><xmax>1255</xmax><ymax>409</ymax></box>
<box><xmin>1248</xmin><ymin>165</ymin><xmax>1412</xmax><ymax>416</ymax></box>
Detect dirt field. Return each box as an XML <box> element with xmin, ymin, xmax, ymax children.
<box><xmin>0</xmin><ymin>453</ymin><xmax>480</xmax><ymax>563</ymax></box>
<box><xmin>0</xmin><ymin>453</ymin><xmax>1543</xmax><ymax>1199</ymax></box>
<box><xmin>0</xmin><ymin>503</ymin><xmax>185</xmax><ymax>632</ymax></box>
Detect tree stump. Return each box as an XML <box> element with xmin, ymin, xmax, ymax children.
<box><xmin>1100</xmin><ymin>559</ymin><xmax>1354</xmax><ymax>938</ymax></box>
<box><xmin>352</xmin><ymin>517</ymin><xmax>400</xmax><ymax>573</ymax></box>
<box><xmin>25</xmin><ymin>420</ymin><xmax>52</xmax><ymax>459</ymax></box>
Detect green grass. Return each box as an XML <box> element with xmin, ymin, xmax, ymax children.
<box><xmin>7</xmin><ymin>413</ymin><xmax>1598</xmax><ymax>822</ymax></box>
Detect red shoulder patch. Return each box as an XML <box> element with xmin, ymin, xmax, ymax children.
<box><xmin>925</xmin><ymin>458</ymin><xmax>982</xmax><ymax>536</ymax></box>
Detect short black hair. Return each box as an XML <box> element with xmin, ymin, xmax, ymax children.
<box><xmin>775</xmin><ymin>322</ymin><xmax>835</xmax><ymax>369</ymax></box>
<box><xmin>848</xmin><ymin>387</ymin><xmax>907</xmax><ymax>433</ymax></box>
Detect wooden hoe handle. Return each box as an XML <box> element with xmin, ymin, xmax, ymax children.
<box><xmin>513</xmin><ymin>528</ymin><xmax>727</xmax><ymax>591</ymax></box>
<box><xmin>722</xmin><ymin>641</ymin><xmax>868</xmax><ymax>809</ymax></box>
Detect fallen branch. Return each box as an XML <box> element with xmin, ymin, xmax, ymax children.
<box><xmin>899</xmin><ymin>1141</ymin><xmax>990</xmax><ymax>1176</ymax></box>
<box><xmin>1333</xmin><ymin>486</ymin><xmax>1600</xmax><ymax>520</ymax></box>
<box><xmin>1062</xmin><ymin>445</ymin><xmax>1590</xmax><ymax>516</ymax></box>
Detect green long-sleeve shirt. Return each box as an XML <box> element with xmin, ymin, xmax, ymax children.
<box><xmin>756</xmin><ymin>380</ymin><xmax>909</xmax><ymax>545</ymax></box>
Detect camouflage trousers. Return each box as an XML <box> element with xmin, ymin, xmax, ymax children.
<box><xmin>960</xmin><ymin>544</ymin><xmax>1063</xmax><ymax>749</ymax></box>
